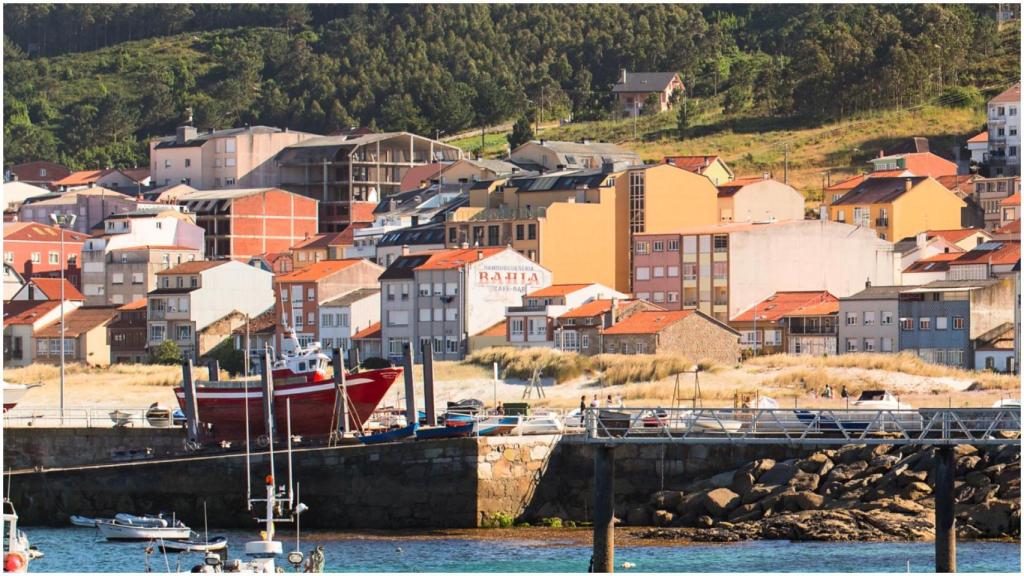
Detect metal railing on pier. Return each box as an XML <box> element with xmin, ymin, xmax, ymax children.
<box><xmin>2</xmin><ymin>406</ymin><xmax>182</xmax><ymax>429</ymax></box>
<box><xmin>581</xmin><ymin>406</ymin><xmax>1021</xmax><ymax>446</ymax></box>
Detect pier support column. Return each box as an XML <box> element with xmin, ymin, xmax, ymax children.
<box><xmin>934</xmin><ymin>445</ymin><xmax>956</xmax><ymax>573</ymax></box>
<box><xmin>593</xmin><ymin>444</ymin><xmax>615</xmax><ymax>573</ymax></box>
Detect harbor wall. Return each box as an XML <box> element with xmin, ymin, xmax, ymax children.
<box><xmin>3</xmin><ymin>433</ymin><xmax>818</xmax><ymax>529</ymax></box>
<box><xmin>2</xmin><ymin>427</ymin><xmax>185</xmax><ymax>470</ymax></box>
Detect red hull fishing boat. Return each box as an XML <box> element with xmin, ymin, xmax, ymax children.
<box><xmin>174</xmin><ymin>336</ymin><xmax>402</xmax><ymax>442</ymax></box>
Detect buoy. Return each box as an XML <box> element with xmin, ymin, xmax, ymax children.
<box><xmin>396</xmin><ymin>547</ymin><xmax>403</xmax><ymax>553</ymax></box>
<box><xmin>5</xmin><ymin>551</ymin><xmax>27</xmax><ymax>572</ymax></box>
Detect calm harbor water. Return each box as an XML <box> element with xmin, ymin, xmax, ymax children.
<box><xmin>26</xmin><ymin>528</ymin><xmax>1021</xmax><ymax>573</ymax></box>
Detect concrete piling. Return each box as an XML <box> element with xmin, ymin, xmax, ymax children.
<box><xmin>422</xmin><ymin>340</ymin><xmax>436</xmax><ymax>427</ymax></box>
<box><xmin>332</xmin><ymin>347</ymin><xmax>349</xmax><ymax>434</ymax></box>
<box><xmin>402</xmin><ymin>343</ymin><xmax>416</xmax><ymax>425</ymax></box>
<box><xmin>207</xmin><ymin>359</ymin><xmax>220</xmax><ymax>382</ymax></box>
<box><xmin>593</xmin><ymin>444</ymin><xmax>615</xmax><ymax>573</ymax></box>
<box><xmin>180</xmin><ymin>359</ymin><xmax>200</xmax><ymax>445</ymax></box>
<box><xmin>934</xmin><ymin>445</ymin><xmax>956</xmax><ymax>573</ymax></box>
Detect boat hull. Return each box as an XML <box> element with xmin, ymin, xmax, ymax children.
<box><xmin>358</xmin><ymin>423</ymin><xmax>418</xmax><ymax>445</ymax></box>
<box><xmin>415</xmin><ymin>422</ymin><xmax>474</xmax><ymax>440</ymax></box>
<box><xmin>159</xmin><ymin>536</ymin><xmax>228</xmax><ymax>553</ymax></box>
<box><xmin>174</xmin><ymin>368</ymin><xmax>402</xmax><ymax>442</ymax></box>
<box><xmin>96</xmin><ymin>521</ymin><xmax>191</xmax><ymax>541</ymax></box>
<box><xmin>2</xmin><ymin>384</ymin><xmax>31</xmax><ymax>413</ymax></box>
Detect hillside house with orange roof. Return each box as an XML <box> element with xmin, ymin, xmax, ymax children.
<box><xmin>3</xmin><ymin>221</ymin><xmax>89</xmax><ymax>286</ymax></box>
<box><xmin>3</xmin><ymin>300</ymin><xmax>69</xmax><ymax>367</ymax></box>
<box><xmin>148</xmin><ymin>259</ymin><xmax>273</xmax><ymax>357</ymax></box>
<box><xmin>968</xmin><ymin>131</ymin><xmax>989</xmax><ymax>165</ymax></box>
<box><xmin>730</xmin><ymin>291</ymin><xmax>839</xmax><ymax>356</ymax></box>
<box><xmin>52</xmin><ymin>169</ymin><xmax>138</xmax><ymax>192</ymax></box>
<box><xmin>273</xmin><ymin>259</ymin><xmax>384</xmax><ymax>352</ymax></box>
<box><xmin>600</xmin><ymin>309</ymin><xmax>740</xmax><ymax>363</ymax></box>
<box><xmin>663</xmin><ymin>155</ymin><xmax>734</xmax><ymax>186</ymax></box>
<box><xmin>17</xmin><ymin>186</ymin><xmax>138</xmax><ymax>233</ymax></box>
<box><xmin>505</xmin><ymin>283</ymin><xmax>627</xmax><ymax>348</ymax></box>
<box><xmin>828</xmin><ymin>176</ymin><xmax>966</xmax><ymax>241</ymax></box>
<box><xmin>379</xmin><ymin>247</ymin><xmax>551</xmax><ymax>361</ymax></box>
<box><xmin>947</xmin><ymin>241</ymin><xmax>1020</xmax><ymax>281</ymax></box>
<box><xmin>902</xmin><ymin>252</ymin><xmax>962</xmax><ymax>285</ymax></box>
<box><xmin>33</xmin><ymin>306</ymin><xmax>119</xmax><ymax>366</ymax></box>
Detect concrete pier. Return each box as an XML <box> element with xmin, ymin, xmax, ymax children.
<box><xmin>593</xmin><ymin>445</ymin><xmax>615</xmax><ymax>573</ymax></box>
<box><xmin>934</xmin><ymin>446</ymin><xmax>957</xmax><ymax>573</ymax></box>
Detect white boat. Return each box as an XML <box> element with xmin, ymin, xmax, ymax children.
<box><xmin>70</xmin><ymin>515</ymin><xmax>101</xmax><ymax>527</ymax></box>
<box><xmin>851</xmin><ymin>390</ymin><xmax>913</xmax><ymax>411</ymax></box>
<box><xmin>683</xmin><ymin>411</ymin><xmax>745</xmax><ymax>432</ymax></box>
<box><xmin>2</xmin><ymin>382</ymin><xmax>39</xmax><ymax>413</ymax></box>
<box><xmin>145</xmin><ymin>403</ymin><xmax>174</xmax><ymax>428</ymax></box>
<box><xmin>96</xmin><ymin>519</ymin><xmax>190</xmax><ymax>541</ymax></box>
<box><xmin>158</xmin><ymin>536</ymin><xmax>228</xmax><ymax>553</ymax></box>
<box><xmin>513</xmin><ymin>412</ymin><xmax>564</xmax><ymax>435</ymax></box>
<box><xmin>3</xmin><ymin>499</ymin><xmax>36</xmax><ymax>572</ymax></box>
<box><xmin>114</xmin><ymin>513</ymin><xmax>170</xmax><ymax>528</ymax></box>
<box><xmin>992</xmin><ymin>398</ymin><xmax>1021</xmax><ymax>409</ymax></box>
<box><xmin>563</xmin><ymin>409</ymin><xmax>585</xmax><ymax>429</ymax></box>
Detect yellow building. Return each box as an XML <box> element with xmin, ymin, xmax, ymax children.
<box><xmin>828</xmin><ymin>176</ymin><xmax>966</xmax><ymax>242</ymax></box>
<box><xmin>444</xmin><ymin>163</ymin><xmax>719</xmax><ymax>291</ymax></box>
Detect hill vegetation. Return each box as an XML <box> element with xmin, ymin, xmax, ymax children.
<box><xmin>3</xmin><ymin>4</ymin><xmax>1018</xmax><ymax>170</ymax></box>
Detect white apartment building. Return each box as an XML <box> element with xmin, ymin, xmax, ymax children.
<box><xmin>319</xmin><ymin>288</ymin><xmax>380</xmax><ymax>361</ymax></box>
<box><xmin>987</xmin><ymin>84</ymin><xmax>1021</xmax><ymax>176</ymax></box>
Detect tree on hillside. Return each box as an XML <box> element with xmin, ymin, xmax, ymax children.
<box><xmin>641</xmin><ymin>93</ymin><xmax>662</xmax><ymax>116</ymax></box>
<box><xmin>676</xmin><ymin>99</ymin><xmax>690</xmax><ymax>140</ymax></box>
<box><xmin>507</xmin><ymin>116</ymin><xmax>534</xmax><ymax>151</ymax></box>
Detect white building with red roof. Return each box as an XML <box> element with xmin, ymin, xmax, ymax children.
<box><xmin>504</xmin><ymin>283</ymin><xmax>627</xmax><ymax>348</ymax></box>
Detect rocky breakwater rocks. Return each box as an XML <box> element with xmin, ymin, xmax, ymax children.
<box><xmin>635</xmin><ymin>441</ymin><xmax>1020</xmax><ymax>542</ymax></box>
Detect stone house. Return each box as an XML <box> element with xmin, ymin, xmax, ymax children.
<box><xmin>601</xmin><ymin>309</ymin><xmax>740</xmax><ymax>364</ymax></box>
<box><xmin>553</xmin><ymin>298</ymin><xmax>660</xmax><ymax>356</ymax></box>
<box><xmin>612</xmin><ymin>70</ymin><xmax>685</xmax><ymax>117</ymax></box>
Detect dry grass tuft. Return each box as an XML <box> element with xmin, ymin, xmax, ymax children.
<box><xmin>3</xmin><ymin>362</ymin><xmax>201</xmax><ymax>387</ymax></box>
<box><xmin>764</xmin><ymin>369</ymin><xmax>859</xmax><ymax>395</ymax></box>
<box><xmin>748</xmin><ymin>352</ymin><xmax>1018</xmax><ymax>387</ymax></box>
<box><xmin>465</xmin><ymin>347</ymin><xmax>591</xmax><ymax>383</ymax></box>
<box><xmin>591</xmin><ymin>354</ymin><xmax>696</xmax><ymax>386</ymax></box>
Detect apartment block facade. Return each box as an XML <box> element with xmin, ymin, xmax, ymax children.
<box><xmin>985</xmin><ymin>84</ymin><xmax>1021</xmax><ymax>176</ymax></box>
<box><xmin>18</xmin><ymin>188</ymin><xmax>138</xmax><ymax>234</ymax></box>
<box><xmin>829</xmin><ymin>177</ymin><xmax>966</xmax><ymax>241</ymax></box>
<box><xmin>837</xmin><ymin>285</ymin><xmax>905</xmax><ymax>356</ymax></box>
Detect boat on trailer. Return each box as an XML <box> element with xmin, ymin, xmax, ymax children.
<box><xmin>415</xmin><ymin>421</ymin><xmax>474</xmax><ymax>440</ymax></box>
<box><xmin>357</xmin><ymin>422</ymin><xmax>419</xmax><ymax>444</ymax></box>
<box><xmin>174</xmin><ymin>335</ymin><xmax>402</xmax><ymax>442</ymax></box>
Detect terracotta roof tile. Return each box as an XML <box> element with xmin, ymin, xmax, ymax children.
<box><xmin>118</xmin><ymin>298</ymin><xmax>148</xmax><ymax>311</ymax></box>
<box><xmin>927</xmin><ymin>228</ymin><xmax>990</xmax><ymax>245</ymax></box>
<box><xmin>352</xmin><ymin>321</ymin><xmax>382</xmax><ymax>340</ymax></box>
<box><xmin>663</xmin><ymin>155</ymin><xmax>722</xmax><ymax>175</ymax></box>
<box><xmin>53</xmin><ymin>169</ymin><xmax>116</xmax><ymax>187</ymax></box>
<box><xmin>349</xmin><ymin>202</ymin><xmax>378</xmax><ymax>223</ymax></box>
<box><xmin>950</xmin><ymin>241</ymin><xmax>1020</xmax><ymax>266</ymax></box>
<box><xmin>156</xmin><ymin>260</ymin><xmax>229</xmax><ymax>275</ymax></box>
<box><xmin>732</xmin><ymin>291</ymin><xmax>838</xmax><ymax>322</ymax></box>
<box><xmin>995</xmin><ymin>219</ymin><xmax>1021</xmax><ymax>235</ymax></box>
<box><xmin>399</xmin><ymin>163</ymin><xmax>446</xmax><ymax>192</ymax></box>
<box><xmin>990</xmin><ymin>84</ymin><xmax>1020</xmax><ymax>104</ymax></box>
<box><xmin>27</xmin><ymin>277</ymin><xmax>85</xmax><ymax>301</ymax></box>
<box><xmin>34</xmin><ymin>306</ymin><xmax>118</xmax><ymax>337</ymax></box>
<box><xmin>825</xmin><ymin>174</ymin><xmax>867</xmax><ymax>193</ymax></box>
<box><xmin>526</xmin><ymin>284</ymin><xmax>592</xmax><ymax>298</ymax></box>
<box><xmin>717</xmin><ymin>177</ymin><xmax>769</xmax><ymax>197</ymax></box>
<box><xmin>968</xmin><ymin>131</ymin><xmax>989</xmax><ymax>144</ymax></box>
<box><xmin>415</xmin><ymin>247</ymin><xmax>506</xmax><ymax>271</ymax></box>
<box><xmin>603</xmin><ymin>310</ymin><xmax>694</xmax><ymax>335</ymax></box>
<box><xmin>476</xmin><ymin>320</ymin><xmax>507</xmax><ymax>337</ymax></box>
<box><xmin>3</xmin><ymin>222</ymin><xmax>90</xmax><ymax>243</ymax></box>
<box><xmin>3</xmin><ymin>300</ymin><xmax>59</xmax><ymax>327</ymax></box>
<box><xmin>1001</xmin><ymin>192</ymin><xmax>1020</xmax><ymax>206</ymax></box>
<box><xmin>559</xmin><ymin>299</ymin><xmax>617</xmax><ymax>319</ymax></box>
<box><xmin>903</xmin><ymin>252</ymin><xmax>961</xmax><ymax>273</ymax></box>
<box><xmin>274</xmin><ymin>259</ymin><xmax>363</xmax><ymax>282</ymax></box>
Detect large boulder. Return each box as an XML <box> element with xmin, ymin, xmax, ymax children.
<box><xmin>701</xmin><ymin>488</ymin><xmax>741</xmax><ymax>518</ymax></box>
<box><xmin>972</xmin><ymin>483</ymin><xmax>1001</xmax><ymax>504</ymax></box>
<box><xmin>957</xmin><ymin>455</ymin><xmax>983</xmax><ymax>475</ymax></box>
<box><xmin>798</xmin><ymin>453</ymin><xmax>834</xmax><ymax>476</ymax></box>
<box><xmin>827</xmin><ymin>461</ymin><xmax>868</xmax><ymax>483</ymax></box>
<box><xmin>709</xmin><ymin>470</ymin><xmax>736</xmax><ymax>489</ymax></box>
<box><xmin>727</xmin><ymin>502</ymin><xmax>763</xmax><ymax>523</ymax></box>
<box><xmin>730</xmin><ymin>472</ymin><xmax>756</xmax><ymax>497</ymax></box>
<box><xmin>649</xmin><ymin>490</ymin><xmax>684</xmax><ymax>511</ymax></box>
<box><xmin>789</xmin><ymin>471</ymin><xmax>821</xmax><ymax>492</ymax></box>
<box><xmin>968</xmin><ymin>500</ymin><xmax>1015</xmax><ymax>537</ymax></box>
<box><xmin>626</xmin><ymin>506</ymin><xmax>650</xmax><ymax>526</ymax></box>
<box><xmin>897</xmin><ymin>469</ymin><xmax>928</xmax><ymax>487</ymax></box>
<box><xmin>652</xmin><ymin>509</ymin><xmax>675</xmax><ymax>527</ymax></box>
<box><xmin>742</xmin><ymin>458</ymin><xmax>776</xmax><ymax>480</ymax></box>
<box><xmin>759</xmin><ymin>462</ymin><xmax>798</xmax><ymax>487</ymax></box>
<box><xmin>965</xmin><ymin>470</ymin><xmax>991</xmax><ymax>488</ymax></box>
<box><xmin>741</xmin><ymin>485</ymin><xmax>776</xmax><ymax>505</ymax></box>
<box><xmin>900</xmin><ymin>481</ymin><xmax>932</xmax><ymax>500</ymax></box>
<box><xmin>790</xmin><ymin>491</ymin><xmax>825</xmax><ymax>511</ymax></box>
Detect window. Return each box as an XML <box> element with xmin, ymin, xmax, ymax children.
<box><xmin>881</xmin><ymin>311</ymin><xmax>893</xmax><ymax>326</ymax></box>
<box><xmin>846</xmin><ymin>312</ymin><xmax>857</xmax><ymax>326</ymax></box>
<box><xmin>190</xmin><ymin>276</ymin><xmax>198</xmax><ymax>288</ymax></box>
<box><xmin>419</xmin><ymin>283</ymin><xmax>430</xmax><ymax>297</ymax></box>
<box><xmin>667</xmin><ymin>291</ymin><xmax>679</xmax><ymax>303</ymax></box>
<box><xmin>448</xmin><ymin>227</ymin><xmax>458</xmax><ymax>244</ymax></box>
<box><xmin>176</xmin><ymin>277</ymin><xmax>183</xmax><ymax>288</ymax></box>
<box><xmin>682</xmin><ymin>263</ymin><xmax>697</xmax><ymax>280</ymax></box>
<box><xmin>635</xmin><ymin>267</ymin><xmax>650</xmax><ymax>281</ymax></box>
<box><xmin>919</xmin><ymin>317</ymin><xmax>931</xmax><ymax>330</ymax></box>
<box><xmin>31</xmin><ymin>252</ymin><xmax>40</xmax><ymax>263</ymax></box>
<box><xmin>653</xmin><ymin>292</ymin><xmax>665</xmax><ymax>303</ymax></box>
<box><xmin>225</xmin><ymin>158</ymin><xmax>236</xmax><ymax>167</ymax></box>
<box><xmin>433</xmin><ymin>283</ymin><xmax>442</xmax><ymax>296</ymax></box>
<box><xmin>862</xmin><ymin>311</ymin><xmax>875</xmax><ymax>326</ymax></box>
<box><xmin>527</xmin><ymin>224</ymin><xmax>536</xmax><ymax>240</ymax></box>
<box><xmin>185</xmin><ymin>158</ymin><xmax>191</xmax><ymax>168</ymax></box>
<box><xmin>936</xmin><ymin>316</ymin><xmax>948</xmax><ymax>330</ymax></box>
<box><xmin>1010</xmin><ymin>146</ymin><xmax>1018</xmax><ymax>158</ymax></box>
<box><xmin>150</xmin><ymin>325</ymin><xmax>166</xmax><ymax>341</ymax></box>
<box><xmin>900</xmin><ymin>317</ymin><xmax>913</xmax><ymax>331</ymax></box>
<box><xmin>445</xmin><ymin>282</ymin><xmax>457</xmax><ymax>296</ymax></box>
<box><xmin>953</xmin><ymin>316</ymin><xmax>964</xmax><ymax>330</ymax></box>
<box><xmin>712</xmin><ymin>262</ymin><xmax>727</xmax><ymax>280</ymax></box>
<box><xmin>388</xmin><ymin>338</ymin><xmax>409</xmax><ymax>357</ymax></box>
<box><xmin>653</xmin><ymin>266</ymin><xmax>665</xmax><ymax>278</ymax></box>
<box><xmin>863</xmin><ymin>338</ymin><xmax>875</xmax><ymax>352</ymax></box>
<box><xmin>444</xmin><ymin>336</ymin><xmax>459</xmax><ymax>354</ymax></box>
<box><xmin>881</xmin><ymin>337</ymin><xmax>894</xmax><ymax>352</ymax></box>
<box><xmin>294</xmin><ymin>314</ymin><xmax>303</xmax><ymax>327</ymax></box>
<box><xmin>846</xmin><ymin>338</ymin><xmax>858</xmax><ymax>352</ymax></box>
<box><xmin>635</xmin><ymin>241</ymin><xmax>649</xmax><ymax>255</ymax></box>
<box><xmin>112</xmin><ymin>273</ymin><xmax>124</xmax><ymax>285</ymax></box>
<box><xmin>510</xmin><ymin>319</ymin><xmax>524</xmax><ymax>335</ymax></box>
<box><xmin>225</xmin><ymin>178</ymin><xmax>235</xmax><ymax>186</ymax></box>
<box><xmin>433</xmin><ymin>308</ymin><xmax>443</xmax><ymax>321</ymax></box>
<box><xmin>764</xmin><ymin>330</ymin><xmax>782</xmax><ymax>346</ymax></box>
<box><xmin>225</xmin><ymin>139</ymin><xmax>236</xmax><ymax>153</ymax></box>
<box><xmin>307</xmin><ymin>312</ymin><xmax>314</xmax><ymax>326</ymax></box>
<box><xmin>281</xmin><ymin>288</ymin><xmax>289</xmax><ymax>302</ymax></box>
<box><xmin>836</xmin><ymin>209</ymin><xmax>846</xmax><ymax>223</ymax></box>
<box><xmin>388</xmin><ymin>310</ymin><xmax>409</xmax><ymax>326</ymax></box>
<box><xmin>164</xmin><ymin>160</ymin><xmax>171</xmax><ymax>168</ymax></box>
<box><xmin>445</xmin><ymin>308</ymin><xmax>457</xmax><ymax>322</ymax></box>
<box><xmin>629</xmin><ymin>171</ymin><xmax>646</xmax><ymax>233</ymax></box>
<box><xmin>636</xmin><ymin>292</ymin><xmax>650</xmax><ymax>301</ymax></box>
<box><xmin>307</xmin><ymin>288</ymin><xmax>314</xmax><ymax>301</ymax></box>
<box><xmin>48</xmin><ymin>251</ymin><xmax>59</xmax><ymax>264</ymax></box>
<box><xmin>131</xmin><ymin>272</ymin><xmax>144</xmax><ymax>284</ymax></box>
<box><xmin>667</xmin><ymin>240</ymin><xmax>679</xmax><ymax>251</ymax></box>
<box><xmin>515</xmin><ymin>224</ymin><xmax>524</xmax><ymax>241</ymax></box>
<box><xmin>667</xmin><ymin>266</ymin><xmax>679</xmax><ymax>277</ymax></box>
<box><xmin>581</xmin><ymin>334</ymin><xmax>590</xmax><ymax>350</ymax></box>
<box><xmin>652</xmin><ymin>241</ymin><xmax>664</xmax><ymax>252</ymax></box>
<box><xmin>419</xmin><ymin>309</ymin><xmax>431</xmax><ymax>322</ymax></box>
<box><xmin>401</xmin><ymin>284</ymin><xmax>409</xmax><ymax>301</ymax></box>
<box><xmin>177</xmin><ymin>325</ymin><xmax>191</xmax><ymax>341</ymax></box>
<box><xmin>433</xmin><ymin>338</ymin><xmax>444</xmax><ymax>355</ymax></box>
<box><xmin>713</xmin><ymin>235</ymin><xmax>728</xmax><ymax>252</ymax></box>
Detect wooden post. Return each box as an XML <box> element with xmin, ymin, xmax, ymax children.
<box><xmin>593</xmin><ymin>444</ymin><xmax>615</xmax><ymax>573</ymax></box>
<box><xmin>934</xmin><ymin>446</ymin><xmax>957</xmax><ymax>573</ymax></box>
<box><xmin>333</xmin><ymin>347</ymin><xmax>349</xmax><ymax>434</ymax></box>
<box><xmin>180</xmin><ymin>359</ymin><xmax>200</xmax><ymax>446</ymax></box>
<box><xmin>350</xmin><ymin>347</ymin><xmax>361</xmax><ymax>373</ymax></box>
<box><xmin>260</xmin><ymin>350</ymin><xmax>275</xmax><ymax>443</ymax></box>
<box><xmin>422</xmin><ymin>339</ymin><xmax>435</xmax><ymax>427</ymax></box>
<box><xmin>207</xmin><ymin>359</ymin><xmax>220</xmax><ymax>382</ymax></box>
<box><xmin>402</xmin><ymin>343</ymin><xmax>416</xmax><ymax>427</ymax></box>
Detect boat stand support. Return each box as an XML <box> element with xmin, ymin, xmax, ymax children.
<box><xmin>592</xmin><ymin>444</ymin><xmax>615</xmax><ymax>573</ymax></box>
<box><xmin>934</xmin><ymin>445</ymin><xmax>956</xmax><ymax>573</ymax></box>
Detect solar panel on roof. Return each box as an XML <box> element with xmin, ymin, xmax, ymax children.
<box><xmin>975</xmin><ymin>242</ymin><xmax>1004</xmax><ymax>251</ymax></box>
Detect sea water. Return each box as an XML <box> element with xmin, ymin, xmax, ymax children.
<box><xmin>26</xmin><ymin>528</ymin><xmax>1021</xmax><ymax>573</ymax></box>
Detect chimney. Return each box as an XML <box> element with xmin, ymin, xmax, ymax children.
<box><xmin>175</xmin><ymin>125</ymin><xmax>198</xmax><ymax>145</ymax></box>
<box><xmin>865</xmin><ymin>278</ymin><xmax>872</xmax><ymax>289</ymax></box>
<box><xmin>460</xmin><ymin>241</ymin><xmax>469</xmax><ymax>249</ymax></box>
<box><xmin>611</xmin><ymin>297</ymin><xmax>620</xmax><ymax>320</ymax></box>
<box><xmin>915</xmin><ymin>231</ymin><xmax>927</xmax><ymax>250</ymax></box>
<box><xmin>904</xmin><ymin>178</ymin><xmax>913</xmax><ymax>193</ymax></box>
<box><xmin>620</xmin><ymin>69</ymin><xmax>628</xmax><ymax>84</ymax></box>
<box><xmin>401</xmin><ymin>244</ymin><xmax>410</xmax><ymax>256</ymax></box>
<box><xmin>703</xmin><ymin>156</ymin><xmax>710</xmax><ymax>167</ymax></box>
<box><xmin>477</xmin><ymin>250</ymin><xmax>484</xmax><ymax>261</ymax></box>
<box><xmin>762</xmin><ymin>171</ymin><xmax>770</xmax><ymax>180</ymax></box>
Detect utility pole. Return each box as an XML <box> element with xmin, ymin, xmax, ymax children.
<box><xmin>784</xmin><ymin>144</ymin><xmax>789</xmax><ymax>185</ymax></box>
<box><xmin>50</xmin><ymin>212</ymin><xmax>76</xmax><ymax>424</ymax></box>
<box><xmin>633</xmin><ymin>100</ymin><xmax>639</xmax><ymax>141</ymax></box>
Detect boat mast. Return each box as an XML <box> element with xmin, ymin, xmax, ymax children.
<box><xmin>244</xmin><ymin>380</ymin><xmax>251</xmax><ymax>510</ymax></box>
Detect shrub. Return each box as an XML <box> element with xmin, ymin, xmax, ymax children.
<box><xmin>592</xmin><ymin>354</ymin><xmax>696</xmax><ymax>386</ymax></box>
<box><xmin>938</xmin><ymin>86</ymin><xmax>983</xmax><ymax>109</ymax></box>
<box><xmin>481</xmin><ymin>511</ymin><xmax>514</xmax><ymax>528</ymax></box>
<box><xmin>203</xmin><ymin>338</ymin><xmax>245</xmax><ymax>376</ymax></box>
<box><xmin>150</xmin><ymin>340</ymin><xmax>182</xmax><ymax>365</ymax></box>
<box><xmin>539</xmin><ymin>517</ymin><xmax>563</xmax><ymax>528</ymax></box>
<box><xmin>361</xmin><ymin>356</ymin><xmax>392</xmax><ymax>370</ymax></box>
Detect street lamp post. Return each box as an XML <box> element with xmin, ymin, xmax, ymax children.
<box><xmin>50</xmin><ymin>212</ymin><xmax>77</xmax><ymax>424</ymax></box>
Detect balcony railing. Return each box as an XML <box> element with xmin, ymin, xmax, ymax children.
<box><xmin>875</xmin><ymin>217</ymin><xmax>889</xmax><ymax>227</ymax></box>
<box><xmin>507</xmin><ymin>305</ymin><xmax>547</xmax><ymax>313</ymax></box>
<box><xmin>448</xmin><ymin>206</ymin><xmax>547</xmax><ymax>222</ymax></box>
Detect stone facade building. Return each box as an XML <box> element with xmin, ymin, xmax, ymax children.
<box><xmin>601</xmin><ymin>309</ymin><xmax>740</xmax><ymax>364</ymax></box>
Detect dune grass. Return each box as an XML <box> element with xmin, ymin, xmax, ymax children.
<box><xmin>3</xmin><ymin>362</ymin><xmax>200</xmax><ymax>387</ymax></box>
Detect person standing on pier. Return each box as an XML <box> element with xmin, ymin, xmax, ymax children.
<box><xmin>580</xmin><ymin>396</ymin><xmax>587</xmax><ymax>414</ymax></box>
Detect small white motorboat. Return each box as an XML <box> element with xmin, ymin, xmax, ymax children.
<box><xmin>514</xmin><ymin>412</ymin><xmax>564</xmax><ymax>435</ymax></box>
<box><xmin>158</xmin><ymin>536</ymin><xmax>228</xmax><ymax>553</ymax></box>
<box><xmin>992</xmin><ymin>398</ymin><xmax>1021</xmax><ymax>409</ymax></box>
<box><xmin>97</xmin><ymin>516</ymin><xmax>190</xmax><ymax>541</ymax></box>
<box><xmin>145</xmin><ymin>403</ymin><xmax>174</xmax><ymax>428</ymax></box>
<box><xmin>70</xmin><ymin>515</ymin><xmax>102</xmax><ymax>527</ymax></box>
<box><xmin>3</xmin><ymin>499</ymin><xmax>35</xmax><ymax>572</ymax></box>
<box><xmin>114</xmin><ymin>513</ymin><xmax>169</xmax><ymax>528</ymax></box>
<box><xmin>2</xmin><ymin>382</ymin><xmax>40</xmax><ymax>413</ymax></box>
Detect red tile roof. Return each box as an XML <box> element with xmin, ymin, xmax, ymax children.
<box><xmin>927</xmin><ymin>228</ymin><xmax>990</xmax><ymax>245</ymax></box>
<box><xmin>118</xmin><ymin>298</ymin><xmax>148</xmax><ymax>311</ymax></box>
<box><xmin>785</xmin><ymin>300</ymin><xmax>840</xmax><ymax>316</ymax></box>
<box><xmin>349</xmin><ymin>202</ymin><xmax>377</xmax><ymax>223</ymax></box>
<box><xmin>950</xmin><ymin>241</ymin><xmax>1020</xmax><ymax>266</ymax></box>
<box><xmin>415</xmin><ymin>247</ymin><xmax>506</xmax><ymax>271</ymax></box>
<box><xmin>35</xmin><ymin>307</ymin><xmax>118</xmax><ymax>337</ymax></box>
<box><xmin>869</xmin><ymin>169</ymin><xmax>912</xmax><ymax>178</ymax></box>
<box><xmin>156</xmin><ymin>260</ymin><xmax>229</xmax><ymax>275</ymax></box>
<box><xmin>3</xmin><ymin>300</ymin><xmax>60</xmax><ymax>327</ymax></box>
<box><xmin>903</xmin><ymin>252</ymin><xmax>961</xmax><ymax>274</ymax></box>
<box><xmin>3</xmin><ymin>222</ymin><xmax>90</xmax><ymax>243</ymax></box>
<box><xmin>990</xmin><ymin>84</ymin><xmax>1020</xmax><ymax>104</ymax></box>
<box><xmin>559</xmin><ymin>299</ymin><xmax>615</xmax><ymax>319</ymax></box>
<box><xmin>291</xmin><ymin>233</ymin><xmax>334</xmax><ymax>250</ymax></box>
<box><xmin>399</xmin><ymin>163</ymin><xmax>446</xmax><ymax>192</ymax></box>
<box><xmin>28</xmin><ymin>277</ymin><xmax>85</xmax><ymax>301</ymax></box>
<box><xmin>994</xmin><ymin>219</ymin><xmax>1021</xmax><ymax>236</ymax></box>
<box><xmin>53</xmin><ymin>169</ymin><xmax>116</xmax><ymax>187</ymax></box>
<box><xmin>603</xmin><ymin>310</ymin><xmax>695</xmax><ymax>335</ymax></box>
<box><xmin>872</xmin><ymin>152</ymin><xmax>958</xmax><ymax>177</ymax></box>
<box><xmin>526</xmin><ymin>284</ymin><xmax>592</xmax><ymax>298</ymax></box>
<box><xmin>732</xmin><ymin>291</ymin><xmax>839</xmax><ymax>322</ymax></box>
<box><xmin>476</xmin><ymin>320</ymin><xmax>507</xmax><ymax>337</ymax></box>
<box><xmin>120</xmin><ymin>168</ymin><xmax>150</xmax><ymax>183</ymax></box>
<box><xmin>935</xmin><ymin>174</ymin><xmax>974</xmax><ymax>193</ymax></box>
<box><xmin>663</xmin><ymin>155</ymin><xmax>723</xmax><ymax>175</ymax></box>
<box><xmin>825</xmin><ymin>174</ymin><xmax>867</xmax><ymax>193</ymax></box>
<box><xmin>1001</xmin><ymin>192</ymin><xmax>1020</xmax><ymax>206</ymax></box>
<box><xmin>352</xmin><ymin>321</ymin><xmax>382</xmax><ymax>340</ymax></box>
<box><xmin>274</xmin><ymin>259</ymin><xmax>363</xmax><ymax>283</ymax></box>
<box><xmin>967</xmin><ymin>131</ymin><xmax>989</xmax><ymax>144</ymax></box>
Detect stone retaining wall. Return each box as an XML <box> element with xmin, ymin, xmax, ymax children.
<box><xmin>2</xmin><ymin>426</ymin><xmax>185</xmax><ymax>470</ymax></box>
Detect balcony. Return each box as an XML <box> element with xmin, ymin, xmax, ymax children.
<box><xmin>448</xmin><ymin>206</ymin><xmax>547</xmax><ymax>222</ymax></box>
<box><xmin>875</xmin><ymin>217</ymin><xmax>889</xmax><ymax>228</ymax></box>
<box><xmin>507</xmin><ymin>305</ymin><xmax>547</xmax><ymax>314</ymax></box>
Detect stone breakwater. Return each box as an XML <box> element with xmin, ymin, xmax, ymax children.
<box><xmin>629</xmin><ymin>442</ymin><xmax>1020</xmax><ymax>542</ymax></box>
